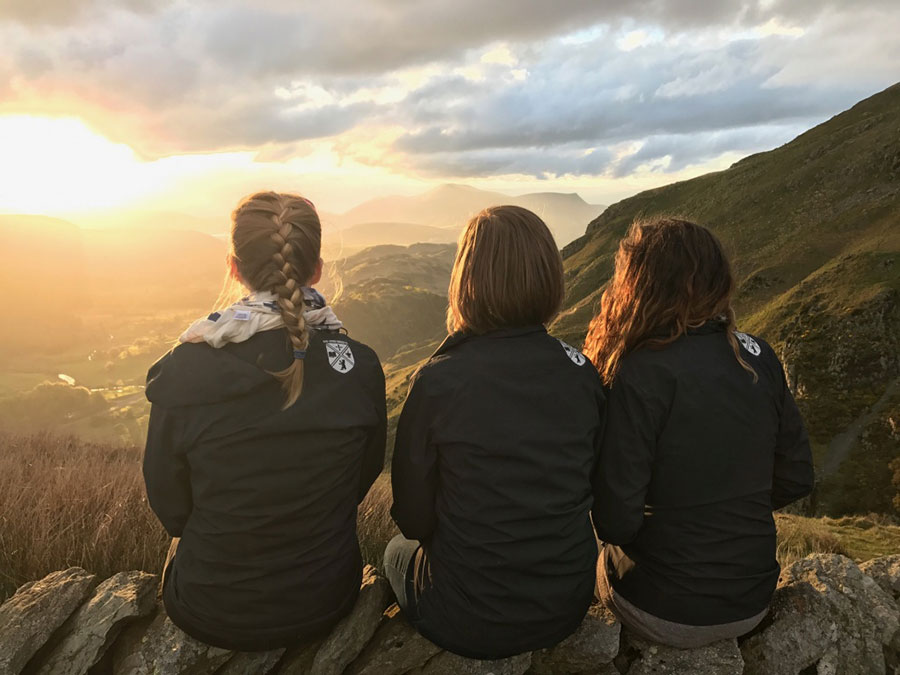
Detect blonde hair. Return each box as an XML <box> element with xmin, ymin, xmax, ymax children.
<box><xmin>230</xmin><ymin>191</ymin><xmax>321</xmax><ymax>408</ymax></box>
<box><xmin>447</xmin><ymin>205</ymin><xmax>564</xmax><ymax>334</ymax></box>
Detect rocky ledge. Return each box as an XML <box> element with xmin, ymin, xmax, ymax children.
<box><xmin>0</xmin><ymin>553</ymin><xmax>898</xmax><ymax>675</ymax></box>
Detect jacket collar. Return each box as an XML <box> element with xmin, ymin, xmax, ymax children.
<box><xmin>686</xmin><ymin>319</ymin><xmax>728</xmax><ymax>336</ymax></box>
<box><xmin>431</xmin><ymin>325</ymin><xmax>547</xmax><ymax>359</ymax></box>
<box><xmin>647</xmin><ymin>317</ymin><xmax>728</xmax><ymax>340</ymax></box>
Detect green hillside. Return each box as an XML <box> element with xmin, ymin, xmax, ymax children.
<box><xmin>322</xmin><ymin>243</ymin><xmax>454</xmax><ymax>361</ymax></box>
<box><xmin>552</xmin><ymin>82</ymin><xmax>900</xmax><ymax>516</ymax></box>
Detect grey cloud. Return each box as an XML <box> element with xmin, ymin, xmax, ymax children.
<box><xmin>0</xmin><ymin>0</ymin><xmax>897</xmax><ymax>178</ymax></box>
<box><xmin>197</xmin><ymin>0</ymin><xmax>842</xmax><ymax>78</ymax></box>
<box><xmin>16</xmin><ymin>47</ymin><xmax>53</xmax><ymax>78</ymax></box>
<box><xmin>149</xmin><ymin>99</ymin><xmax>378</xmax><ymax>154</ymax></box>
<box><xmin>406</xmin><ymin>145</ymin><xmax>616</xmax><ymax>179</ymax></box>
<box><xmin>0</xmin><ymin>0</ymin><xmax>168</xmax><ymax>27</ymax></box>
<box><xmin>394</xmin><ymin>38</ymin><xmax>859</xmax><ymax>157</ymax></box>
<box><xmin>610</xmin><ymin>124</ymin><xmax>806</xmax><ymax>177</ymax></box>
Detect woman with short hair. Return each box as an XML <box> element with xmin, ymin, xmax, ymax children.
<box><xmin>386</xmin><ymin>205</ymin><xmax>606</xmax><ymax>659</ymax></box>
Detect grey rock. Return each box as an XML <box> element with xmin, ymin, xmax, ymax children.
<box><xmin>413</xmin><ymin>650</ymin><xmax>531</xmax><ymax>675</ymax></box>
<box><xmin>0</xmin><ymin>567</ymin><xmax>97</xmax><ymax>675</ymax></box>
<box><xmin>310</xmin><ymin>565</ymin><xmax>392</xmax><ymax>675</ymax></box>
<box><xmin>277</xmin><ymin>637</ymin><xmax>326</xmax><ymax>675</ymax></box>
<box><xmin>345</xmin><ymin>604</ymin><xmax>441</xmax><ymax>675</ymax></box>
<box><xmin>30</xmin><ymin>570</ymin><xmax>158</xmax><ymax>675</ymax></box>
<box><xmin>860</xmin><ymin>554</ymin><xmax>900</xmax><ymax>602</ymax></box>
<box><xmin>741</xmin><ymin>554</ymin><xmax>900</xmax><ymax>675</ymax></box>
<box><xmin>625</xmin><ymin>635</ymin><xmax>743</xmax><ymax>675</ymax></box>
<box><xmin>530</xmin><ymin>603</ymin><xmax>620</xmax><ymax>674</ymax></box>
<box><xmin>860</xmin><ymin>556</ymin><xmax>900</xmax><ymax>675</ymax></box>
<box><xmin>110</xmin><ymin>610</ymin><xmax>232</xmax><ymax>675</ymax></box>
<box><xmin>215</xmin><ymin>649</ymin><xmax>284</xmax><ymax>675</ymax></box>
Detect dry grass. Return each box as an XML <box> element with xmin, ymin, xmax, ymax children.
<box><xmin>2</xmin><ymin>431</ymin><xmax>895</xmax><ymax>603</ymax></box>
<box><xmin>0</xmin><ymin>432</ymin><xmax>169</xmax><ymax>601</ymax></box>
<box><xmin>775</xmin><ymin>512</ymin><xmax>900</xmax><ymax>568</ymax></box>
<box><xmin>0</xmin><ymin>431</ymin><xmax>398</xmax><ymax>602</ymax></box>
<box><xmin>775</xmin><ymin>513</ymin><xmax>848</xmax><ymax>568</ymax></box>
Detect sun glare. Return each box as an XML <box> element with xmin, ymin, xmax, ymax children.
<box><xmin>0</xmin><ymin>116</ymin><xmax>157</xmax><ymax>214</ymax></box>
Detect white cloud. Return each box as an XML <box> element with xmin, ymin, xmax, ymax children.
<box><xmin>481</xmin><ymin>44</ymin><xmax>517</xmax><ymax>66</ymax></box>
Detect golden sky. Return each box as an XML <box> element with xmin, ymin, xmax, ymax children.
<box><xmin>0</xmin><ymin>1</ymin><xmax>897</xmax><ymax>224</ymax></box>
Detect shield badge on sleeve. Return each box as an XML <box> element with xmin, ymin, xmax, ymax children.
<box><xmin>324</xmin><ymin>340</ymin><xmax>355</xmax><ymax>373</ymax></box>
<box><xmin>734</xmin><ymin>331</ymin><xmax>762</xmax><ymax>357</ymax></box>
<box><xmin>557</xmin><ymin>339</ymin><xmax>587</xmax><ymax>366</ymax></box>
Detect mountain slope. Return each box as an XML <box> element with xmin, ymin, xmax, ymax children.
<box><xmin>557</xmin><ymin>83</ymin><xmax>900</xmax><ymax>338</ymax></box>
<box><xmin>322</xmin><ymin>221</ymin><xmax>458</xmax><ymax>258</ymax></box>
<box><xmin>320</xmin><ymin>243</ymin><xmax>455</xmax><ymax>361</ymax></box>
<box><xmin>552</xmin><ymin>82</ymin><xmax>900</xmax><ymax>515</ymax></box>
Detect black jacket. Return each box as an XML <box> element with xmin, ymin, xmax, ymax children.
<box><xmin>143</xmin><ymin>328</ymin><xmax>385</xmax><ymax>651</ymax></box>
<box><xmin>593</xmin><ymin>322</ymin><xmax>813</xmax><ymax>626</ymax></box>
<box><xmin>391</xmin><ymin>326</ymin><xmax>606</xmax><ymax>659</ymax></box>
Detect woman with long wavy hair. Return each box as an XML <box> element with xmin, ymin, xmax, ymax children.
<box><xmin>585</xmin><ymin>217</ymin><xmax>813</xmax><ymax>648</ymax></box>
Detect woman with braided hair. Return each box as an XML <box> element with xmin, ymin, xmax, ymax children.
<box><xmin>143</xmin><ymin>191</ymin><xmax>386</xmax><ymax>651</ymax></box>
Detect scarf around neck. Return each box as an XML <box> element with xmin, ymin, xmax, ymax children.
<box><xmin>179</xmin><ymin>288</ymin><xmax>342</xmax><ymax>348</ymax></box>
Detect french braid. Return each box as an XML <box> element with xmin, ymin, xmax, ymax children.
<box><xmin>230</xmin><ymin>191</ymin><xmax>322</xmax><ymax>408</ymax></box>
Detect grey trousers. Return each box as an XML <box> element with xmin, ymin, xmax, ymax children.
<box><xmin>595</xmin><ymin>552</ymin><xmax>767</xmax><ymax>649</ymax></box>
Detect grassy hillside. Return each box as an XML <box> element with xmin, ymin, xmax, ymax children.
<box><xmin>552</xmin><ymin>82</ymin><xmax>900</xmax><ymax>516</ymax></box>
<box><xmin>322</xmin><ymin>244</ymin><xmax>454</xmax><ymax>361</ymax></box>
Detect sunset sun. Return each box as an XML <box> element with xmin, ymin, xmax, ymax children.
<box><xmin>0</xmin><ymin>116</ymin><xmax>156</xmax><ymax>213</ymax></box>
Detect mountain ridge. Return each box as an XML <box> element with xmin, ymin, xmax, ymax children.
<box><xmin>551</xmin><ymin>81</ymin><xmax>900</xmax><ymax>515</ymax></box>
<box><xmin>332</xmin><ymin>183</ymin><xmax>605</xmax><ymax>246</ymax></box>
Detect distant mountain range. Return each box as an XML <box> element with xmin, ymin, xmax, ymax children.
<box><xmin>322</xmin><ymin>183</ymin><xmax>605</xmax><ymax>254</ymax></box>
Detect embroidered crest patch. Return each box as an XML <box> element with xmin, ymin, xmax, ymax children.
<box><xmin>558</xmin><ymin>339</ymin><xmax>587</xmax><ymax>366</ymax></box>
<box><xmin>734</xmin><ymin>331</ymin><xmax>761</xmax><ymax>356</ymax></box>
<box><xmin>324</xmin><ymin>340</ymin><xmax>355</xmax><ymax>373</ymax></box>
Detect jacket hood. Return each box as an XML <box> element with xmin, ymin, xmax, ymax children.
<box><xmin>145</xmin><ymin>340</ymin><xmax>279</xmax><ymax>407</ymax></box>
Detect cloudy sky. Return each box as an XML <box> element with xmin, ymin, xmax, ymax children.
<box><xmin>0</xmin><ymin>0</ymin><xmax>897</xmax><ymax>222</ymax></box>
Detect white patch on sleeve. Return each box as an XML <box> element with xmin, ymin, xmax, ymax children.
<box><xmin>557</xmin><ymin>339</ymin><xmax>587</xmax><ymax>366</ymax></box>
<box><xmin>324</xmin><ymin>340</ymin><xmax>355</xmax><ymax>373</ymax></box>
<box><xmin>734</xmin><ymin>331</ymin><xmax>762</xmax><ymax>356</ymax></box>
<box><xmin>233</xmin><ymin>309</ymin><xmax>251</xmax><ymax>321</ymax></box>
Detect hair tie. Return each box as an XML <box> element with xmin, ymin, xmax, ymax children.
<box><xmin>293</xmin><ymin>349</ymin><xmax>306</xmax><ymax>360</ymax></box>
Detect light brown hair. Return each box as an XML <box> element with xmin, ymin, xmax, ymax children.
<box><xmin>583</xmin><ymin>217</ymin><xmax>756</xmax><ymax>385</ymax></box>
<box><xmin>230</xmin><ymin>191</ymin><xmax>321</xmax><ymax>408</ymax></box>
<box><xmin>447</xmin><ymin>205</ymin><xmax>564</xmax><ymax>334</ymax></box>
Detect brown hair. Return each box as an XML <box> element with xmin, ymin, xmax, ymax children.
<box><xmin>583</xmin><ymin>217</ymin><xmax>756</xmax><ymax>385</ymax></box>
<box><xmin>230</xmin><ymin>191</ymin><xmax>321</xmax><ymax>408</ymax></box>
<box><xmin>447</xmin><ymin>205</ymin><xmax>564</xmax><ymax>334</ymax></box>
